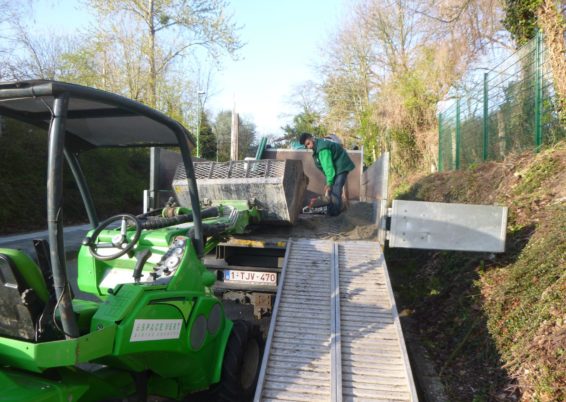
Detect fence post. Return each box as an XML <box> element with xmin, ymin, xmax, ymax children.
<box><xmin>438</xmin><ymin>112</ymin><xmax>443</xmax><ymax>172</ymax></box>
<box><xmin>483</xmin><ymin>72</ymin><xmax>489</xmax><ymax>161</ymax></box>
<box><xmin>534</xmin><ymin>30</ymin><xmax>543</xmax><ymax>152</ymax></box>
<box><xmin>455</xmin><ymin>99</ymin><xmax>461</xmax><ymax>170</ymax></box>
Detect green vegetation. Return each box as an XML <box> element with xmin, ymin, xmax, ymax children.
<box><xmin>503</xmin><ymin>0</ymin><xmax>544</xmax><ymax>46</ymax></box>
<box><xmin>0</xmin><ymin>118</ymin><xmax>149</xmax><ymax>234</ymax></box>
<box><xmin>512</xmin><ymin>153</ymin><xmax>560</xmax><ymax>196</ymax></box>
<box><xmin>0</xmin><ymin>120</ymin><xmax>48</xmax><ymax>232</ymax></box>
<box><xmin>387</xmin><ymin>141</ymin><xmax>566</xmax><ymax>401</ymax></box>
<box><xmin>483</xmin><ymin>204</ymin><xmax>565</xmax><ymax>401</ymax></box>
<box><xmin>438</xmin><ymin>30</ymin><xmax>565</xmax><ymax>173</ymax></box>
<box><xmin>198</xmin><ymin>110</ymin><xmax>217</xmax><ymax>160</ymax></box>
<box><xmin>0</xmin><ymin>0</ymin><xmax>243</xmax><ymax>160</ymax></box>
<box><xmin>280</xmin><ymin>111</ymin><xmax>327</xmax><ymax>146</ymax></box>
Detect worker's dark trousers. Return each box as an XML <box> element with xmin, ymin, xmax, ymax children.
<box><xmin>328</xmin><ymin>172</ymin><xmax>348</xmax><ymax>216</ymax></box>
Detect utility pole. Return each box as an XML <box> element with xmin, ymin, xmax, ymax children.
<box><xmin>230</xmin><ymin>99</ymin><xmax>239</xmax><ymax>160</ymax></box>
<box><xmin>196</xmin><ymin>90</ymin><xmax>206</xmax><ymax>158</ymax></box>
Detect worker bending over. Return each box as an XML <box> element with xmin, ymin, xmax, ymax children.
<box><xmin>299</xmin><ymin>132</ymin><xmax>354</xmax><ymax>216</ymax></box>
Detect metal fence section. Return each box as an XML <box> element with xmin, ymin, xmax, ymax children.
<box><xmin>438</xmin><ymin>32</ymin><xmax>565</xmax><ymax>171</ymax></box>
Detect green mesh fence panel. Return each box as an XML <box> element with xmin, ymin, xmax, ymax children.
<box><xmin>438</xmin><ymin>32</ymin><xmax>565</xmax><ymax>171</ymax></box>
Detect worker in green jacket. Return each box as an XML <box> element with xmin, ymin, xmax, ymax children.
<box><xmin>299</xmin><ymin>132</ymin><xmax>355</xmax><ymax>216</ymax></box>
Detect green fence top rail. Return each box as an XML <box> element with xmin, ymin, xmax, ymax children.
<box><xmin>438</xmin><ymin>31</ymin><xmax>564</xmax><ymax>171</ymax></box>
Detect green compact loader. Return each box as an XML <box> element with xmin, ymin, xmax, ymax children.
<box><xmin>0</xmin><ymin>80</ymin><xmax>263</xmax><ymax>401</ymax></box>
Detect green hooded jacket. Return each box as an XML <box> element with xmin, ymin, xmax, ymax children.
<box><xmin>312</xmin><ymin>138</ymin><xmax>355</xmax><ymax>185</ymax></box>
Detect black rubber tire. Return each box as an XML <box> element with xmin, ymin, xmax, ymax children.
<box><xmin>213</xmin><ymin>320</ymin><xmax>264</xmax><ymax>402</ymax></box>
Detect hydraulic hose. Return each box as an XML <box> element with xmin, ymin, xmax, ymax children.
<box><xmin>140</xmin><ymin>206</ymin><xmax>219</xmax><ymax>230</ymax></box>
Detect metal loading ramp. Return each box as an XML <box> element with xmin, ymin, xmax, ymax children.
<box><xmin>254</xmin><ymin>239</ymin><xmax>418</xmax><ymax>402</ymax></box>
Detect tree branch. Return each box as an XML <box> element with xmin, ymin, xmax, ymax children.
<box><xmin>411</xmin><ymin>0</ymin><xmax>472</xmax><ymax>24</ymax></box>
<box><xmin>157</xmin><ymin>40</ymin><xmax>210</xmax><ymax>73</ymax></box>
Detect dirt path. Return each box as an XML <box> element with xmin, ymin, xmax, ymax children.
<box><xmin>242</xmin><ymin>201</ymin><xmax>379</xmax><ymax>242</ymax></box>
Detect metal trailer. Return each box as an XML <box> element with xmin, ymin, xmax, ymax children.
<box><xmin>172</xmin><ymin>157</ymin><xmax>419</xmax><ymax>400</ymax></box>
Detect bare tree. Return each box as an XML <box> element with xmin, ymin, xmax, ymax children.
<box><xmin>60</xmin><ymin>19</ymin><xmax>151</xmax><ymax>99</ymax></box>
<box><xmin>537</xmin><ymin>0</ymin><xmax>566</xmax><ymax>122</ymax></box>
<box><xmin>85</xmin><ymin>0</ymin><xmax>243</xmax><ymax>108</ymax></box>
<box><xmin>318</xmin><ymin>14</ymin><xmax>375</xmax><ymax>143</ymax></box>
<box><xmin>286</xmin><ymin>80</ymin><xmax>325</xmax><ymax>117</ymax></box>
<box><xmin>314</xmin><ymin>0</ymin><xmax>506</xmax><ymax>171</ymax></box>
<box><xmin>3</xmin><ymin>23</ymin><xmax>81</xmax><ymax>81</ymax></box>
<box><xmin>0</xmin><ymin>1</ymin><xmax>33</xmax><ymax>80</ymax></box>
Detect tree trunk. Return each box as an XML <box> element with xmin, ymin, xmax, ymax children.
<box><xmin>538</xmin><ymin>0</ymin><xmax>566</xmax><ymax>123</ymax></box>
<box><xmin>148</xmin><ymin>0</ymin><xmax>157</xmax><ymax>108</ymax></box>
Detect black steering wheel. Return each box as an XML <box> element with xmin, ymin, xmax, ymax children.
<box><xmin>87</xmin><ymin>214</ymin><xmax>142</xmax><ymax>261</ymax></box>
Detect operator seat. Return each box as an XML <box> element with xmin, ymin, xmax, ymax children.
<box><xmin>0</xmin><ymin>248</ymin><xmax>99</xmax><ymax>341</ymax></box>
<box><xmin>0</xmin><ymin>249</ymin><xmax>49</xmax><ymax>341</ymax></box>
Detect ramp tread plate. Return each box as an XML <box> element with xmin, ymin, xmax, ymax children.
<box><xmin>256</xmin><ymin>240</ymin><xmax>416</xmax><ymax>401</ymax></box>
<box><xmin>338</xmin><ymin>242</ymin><xmax>415</xmax><ymax>401</ymax></box>
<box><xmin>266</xmin><ymin>357</ymin><xmax>331</xmax><ymax>368</ymax></box>
<box><xmin>259</xmin><ymin>240</ymin><xmax>333</xmax><ymax>401</ymax></box>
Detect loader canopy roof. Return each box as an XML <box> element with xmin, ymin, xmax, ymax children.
<box><xmin>0</xmin><ymin>80</ymin><xmax>194</xmax><ymax>152</ymax></box>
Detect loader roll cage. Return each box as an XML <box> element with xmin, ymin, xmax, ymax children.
<box><xmin>0</xmin><ymin>80</ymin><xmax>204</xmax><ymax>339</ymax></box>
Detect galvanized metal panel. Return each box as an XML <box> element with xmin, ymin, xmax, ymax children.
<box><xmin>361</xmin><ymin>152</ymin><xmax>389</xmax><ymax>201</ymax></box>
<box><xmin>389</xmin><ymin>200</ymin><xmax>508</xmax><ymax>252</ymax></box>
<box><xmin>173</xmin><ymin>159</ymin><xmax>307</xmax><ymax>224</ymax></box>
<box><xmin>263</xmin><ymin>148</ymin><xmax>363</xmax><ymax>202</ymax></box>
<box><xmin>362</xmin><ymin>152</ymin><xmax>390</xmax><ymax>246</ymax></box>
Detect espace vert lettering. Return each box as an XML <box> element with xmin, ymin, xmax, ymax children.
<box><xmin>130</xmin><ymin>319</ymin><xmax>183</xmax><ymax>342</ymax></box>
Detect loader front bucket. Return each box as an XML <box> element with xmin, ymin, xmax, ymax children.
<box><xmin>172</xmin><ymin>159</ymin><xmax>307</xmax><ymax>225</ymax></box>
